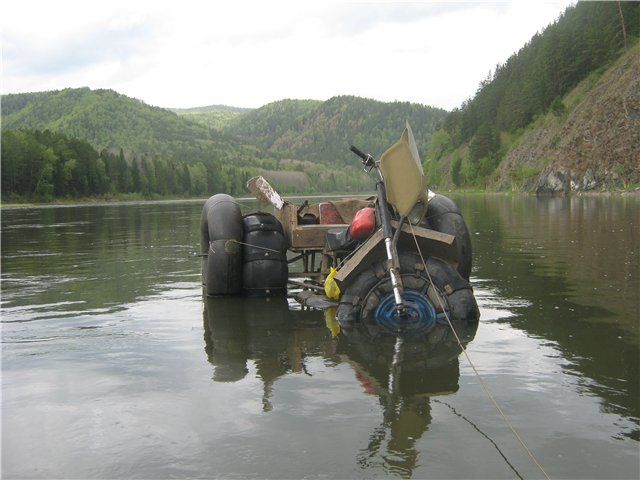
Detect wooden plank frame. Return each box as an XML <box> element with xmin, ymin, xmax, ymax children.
<box><xmin>333</xmin><ymin>222</ymin><xmax>458</xmax><ymax>290</ymax></box>
<box><xmin>276</xmin><ymin>201</ymin><xmax>349</xmax><ymax>250</ymax></box>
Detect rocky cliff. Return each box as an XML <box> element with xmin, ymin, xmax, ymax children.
<box><xmin>497</xmin><ymin>43</ymin><xmax>640</xmax><ymax>193</ymax></box>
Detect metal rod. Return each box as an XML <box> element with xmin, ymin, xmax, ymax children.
<box><xmin>376</xmin><ymin>181</ymin><xmax>394</xmax><ymax>240</ymax></box>
<box><xmin>287</xmin><ymin>279</ymin><xmax>325</xmax><ymax>292</ymax></box>
<box><xmin>392</xmin><ymin>216</ymin><xmax>406</xmax><ymax>249</ymax></box>
<box><xmin>289</xmin><ymin>272</ymin><xmax>324</xmax><ymax>278</ymax></box>
<box><xmin>287</xmin><ymin>254</ymin><xmax>303</xmax><ymax>264</ymax></box>
<box><xmin>375</xmin><ymin>177</ymin><xmax>406</xmax><ymax>318</ymax></box>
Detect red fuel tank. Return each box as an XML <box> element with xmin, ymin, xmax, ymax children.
<box><xmin>349</xmin><ymin>207</ymin><xmax>376</xmax><ymax>240</ymax></box>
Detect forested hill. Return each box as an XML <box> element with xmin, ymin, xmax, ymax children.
<box><xmin>220</xmin><ymin>99</ymin><xmax>322</xmax><ymax>151</ymax></box>
<box><xmin>221</xmin><ymin>96</ymin><xmax>448</xmax><ymax>165</ymax></box>
<box><xmin>428</xmin><ymin>1</ymin><xmax>640</xmax><ymax>191</ymax></box>
<box><xmin>169</xmin><ymin>104</ymin><xmax>250</xmax><ymax>131</ymax></box>
<box><xmin>2</xmin><ymin>88</ymin><xmax>448</xmax><ymax>202</ymax></box>
<box><xmin>3</xmin><ymin>89</ymin><xmax>445</xmax><ymax>167</ymax></box>
<box><xmin>2</xmin><ymin>88</ymin><xmax>219</xmax><ymax>157</ymax></box>
<box><xmin>498</xmin><ymin>41</ymin><xmax>640</xmax><ymax>193</ymax></box>
<box><xmin>1</xmin><ymin>89</ymin><xmax>379</xmax><ymax>201</ymax></box>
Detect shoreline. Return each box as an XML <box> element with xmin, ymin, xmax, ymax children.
<box><xmin>2</xmin><ymin>189</ymin><xmax>637</xmax><ymax>210</ymax></box>
<box><xmin>0</xmin><ymin>193</ymin><xmax>375</xmax><ymax>210</ymax></box>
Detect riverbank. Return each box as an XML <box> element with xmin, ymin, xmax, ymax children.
<box><xmin>3</xmin><ymin>187</ymin><xmax>638</xmax><ymax>210</ymax></box>
<box><xmin>1</xmin><ymin>192</ymin><xmax>378</xmax><ymax>210</ymax></box>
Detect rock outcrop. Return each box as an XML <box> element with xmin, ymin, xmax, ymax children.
<box><xmin>498</xmin><ymin>44</ymin><xmax>640</xmax><ymax>194</ymax></box>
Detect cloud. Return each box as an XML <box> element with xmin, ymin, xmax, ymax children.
<box><xmin>1</xmin><ymin>0</ymin><xmax>575</xmax><ymax>110</ymax></box>
<box><xmin>321</xmin><ymin>2</ymin><xmax>493</xmax><ymax>37</ymax></box>
<box><xmin>4</xmin><ymin>21</ymin><xmax>156</xmax><ymax>77</ymax></box>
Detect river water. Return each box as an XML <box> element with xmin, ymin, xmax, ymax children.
<box><xmin>2</xmin><ymin>194</ymin><xmax>638</xmax><ymax>479</ymax></box>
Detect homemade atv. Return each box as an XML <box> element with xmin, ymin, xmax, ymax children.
<box><xmin>201</xmin><ymin>123</ymin><xmax>479</xmax><ymax>336</ymax></box>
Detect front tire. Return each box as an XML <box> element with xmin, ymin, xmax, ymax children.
<box><xmin>336</xmin><ymin>253</ymin><xmax>478</xmax><ymax>338</ymax></box>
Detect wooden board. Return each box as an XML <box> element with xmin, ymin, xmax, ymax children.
<box><xmin>294</xmin><ymin>290</ymin><xmax>338</xmax><ymax>309</ymax></box>
<box><xmin>276</xmin><ymin>202</ymin><xmax>350</xmax><ymax>250</ymax></box>
<box><xmin>290</xmin><ymin>224</ymin><xmax>348</xmax><ymax>250</ymax></box>
<box><xmin>334</xmin><ymin>222</ymin><xmax>458</xmax><ymax>290</ymax></box>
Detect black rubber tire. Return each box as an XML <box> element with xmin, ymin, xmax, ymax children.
<box><xmin>336</xmin><ymin>253</ymin><xmax>478</xmax><ymax>338</ymax></box>
<box><xmin>243</xmin><ymin>260</ymin><xmax>288</xmax><ymax>295</ymax></box>
<box><xmin>243</xmin><ymin>212</ymin><xmax>285</xmax><ymax>235</ymax></box>
<box><xmin>243</xmin><ymin>230</ymin><xmax>287</xmax><ymax>262</ymax></box>
<box><xmin>201</xmin><ymin>194</ymin><xmax>243</xmax><ymax>296</ymax></box>
<box><xmin>241</xmin><ymin>213</ymin><xmax>288</xmax><ymax>296</ymax></box>
<box><xmin>422</xmin><ymin>194</ymin><xmax>473</xmax><ymax>281</ymax></box>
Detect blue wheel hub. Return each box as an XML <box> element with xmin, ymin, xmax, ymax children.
<box><xmin>374</xmin><ymin>290</ymin><xmax>437</xmax><ymax>333</ymax></box>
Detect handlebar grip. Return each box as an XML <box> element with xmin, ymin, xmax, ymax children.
<box><xmin>350</xmin><ymin>145</ymin><xmax>368</xmax><ymax>161</ymax></box>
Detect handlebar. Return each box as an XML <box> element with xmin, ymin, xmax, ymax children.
<box><xmin>350</xmin><ymin>145</ymin><xmax>375</xmax><ymax>169</ymax></box>
<box><xmin>350</xmin><ymin>145</ymin><xmax>368</xmax><ymax>161</ymax></box>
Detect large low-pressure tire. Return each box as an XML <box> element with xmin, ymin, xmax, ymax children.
<box><xmin>422</xmin><ymin>194</ymin><xmax>473</xmax><ymax>281</ymax></box>
<box><xmin>241</xmin><ymin>212</ymin><xmax>288</xmax><ymax>296</ymax></box>
<box><xmin>336</xmin><ymin>253</ymin><xmax>478</xmax><ymax>338</ymax></box>
<box><xmin>201</xmin><ymin>194</ymin><xmax>243</xmax><ymax>296</ymax></box>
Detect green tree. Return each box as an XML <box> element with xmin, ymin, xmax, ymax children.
<box><xmin>469</xmin><ymin>124</ymin><xmax>500</xmax><ymax>163</ymax></box>
<box><xmin>34</xmin><ymin>148</ymin><xmax>57</xmax><ymax>199</ymax></box>
<box><xmin>131</xmin><ymin>158</ymin><xmax>141</xmax><ymax>192</ymax></box>
<box><xmin>188</xmin><ymin>162</ymin><xmax>208</xmax><ymax>195</ymax></box>
<box><xmin>427</xmin><ymin>129</ymin><xmax>452</xmax><ymax>161</ymax></box>
<box><xmin>451</xmin><ymin>155</ymin><xmax>463</xmax><ymax>187</ymax></box>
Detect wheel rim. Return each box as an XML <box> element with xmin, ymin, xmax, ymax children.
<box><xmin>374</xmin><ymin>290</ymin><xmax>437</xmax><ymax>333</ymax></box>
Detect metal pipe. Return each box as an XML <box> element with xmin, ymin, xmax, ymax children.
<box><xmin>376</xmin><ymin>178</ymin><xmax>406</xmax><ymax>318</ymax></box>
<box><xmin>392</xmin><ymin>215</ymin><xmax>405</xmax><ymax>249</ymax></box>
<box><xmin>385</xmin><ymin>238</ymin><xmax>405</xmax><ymax>307</ymax></box>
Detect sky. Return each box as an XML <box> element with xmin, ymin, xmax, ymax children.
<box><xmin>2</xmin><ymin>0</ymin><xmax>575</xmax><ymax>111</ymax></box>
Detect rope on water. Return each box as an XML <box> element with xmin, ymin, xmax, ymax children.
<box><xmin>433</xmin><ymin>399</ymin><xmax>524</xmax><ymax>480</ymax></box>
<box><xmin>408</xmin><ymin>222</ymin><xmax>551</xmax><ymax>480</ymax></box>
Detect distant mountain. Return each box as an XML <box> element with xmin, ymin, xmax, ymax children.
<box><xmin>2</xmin><ymin>88</ymin><xmax>212</xmax><ymax>156</ymax></box>
<box><xmin>172</xmin><ymin>104</ymin><xmax>249</xmax><ymax>114</ymax></box>
<box><xmin>0</xmin><ymin>87</ymin><xmax>273</xmax><ymax>171</ymax></box>
<box><xmin>0</xmin><ymin>89</ymin><xmax>270</xmax><ymax>200</ymax></box>
<box><xmin>222</xmin><ymin>99</ymin><xmax>323</xmax><ymax>151</ymax></box>
<box><xmin>171</xmin><ymin>104</ymin><xmax>251</xmax><ymax>130</ymax></box>
<box><xmin>1</xmin><ymin>89</ymin><xmax>378</xmax><ymax>200</ymax></box>
<box><xmin>222</xmin><ymin>96</ymin><xmax>448</xmax><ymax>164</ymax></box>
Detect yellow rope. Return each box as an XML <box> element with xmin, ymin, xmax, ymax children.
<box><xmin>408</xmin><ymin>222</ymin><xmax>551</xmax><ymax>480</ymax></box>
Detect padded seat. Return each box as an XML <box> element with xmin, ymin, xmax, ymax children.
<box><xmin>325</xmin><ymin>227</ymin><xmax>355</xmax><ymax>252</ymax></box>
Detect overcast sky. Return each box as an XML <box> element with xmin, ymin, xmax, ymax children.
<box><xmin>2</xmin><ymin>0</ymin><xmax>574</xmax><ymax>111</ymax></box>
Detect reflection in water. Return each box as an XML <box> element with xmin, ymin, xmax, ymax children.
<box><xmin>458</xmin><ymin>194</ymin><xmax>639</xmax><ymax>439</ymax></box>
<box><xmin>204</xmin><ymin>296</ymin><xmax>336</xmax><ymax>411</ymax></box>
<box><xmin>203</xmin><ymin>295</ymin><xmax>478</xmax><ymax>477</ymax></box>
<box><xmin>340</xmin><ymin>324</ymin><xmax>478</xmax><ymax>477</ymax></box>
<box><xmin>1</xmin><ymin>203</ymin><xmax>204</xmax><ymax>319</ymax></box>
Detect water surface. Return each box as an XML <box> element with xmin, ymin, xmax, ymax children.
<box><xmin>2</xmin><ymin>195</ymin><xmax>638</xmax><ymax>478</ymax></box>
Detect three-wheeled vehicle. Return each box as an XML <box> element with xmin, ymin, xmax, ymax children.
<box><xmin>201</xmin><ymin>124</ymin><xmax>479</xmax><ymax>336</ymax></box>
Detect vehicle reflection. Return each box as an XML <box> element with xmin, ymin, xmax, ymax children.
<box><xmin>203</xmin><ymin>296</ymin><xmax>335</xmax><ymax>410</ymax></box>
<box><xmin>340</xmin><ymin>321</ymin><xmax>477</xmax><ymax>476</ymax></box>
<box><xmin>203</xmin><ymin>295</ymin><xmax>477</xmax><ymax>476</ymax></box>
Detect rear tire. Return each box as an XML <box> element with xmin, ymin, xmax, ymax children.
<box><xmin>422</xmin><ymin>194</ymin><xmax>473</xmax><ymax>280</ymax></box>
